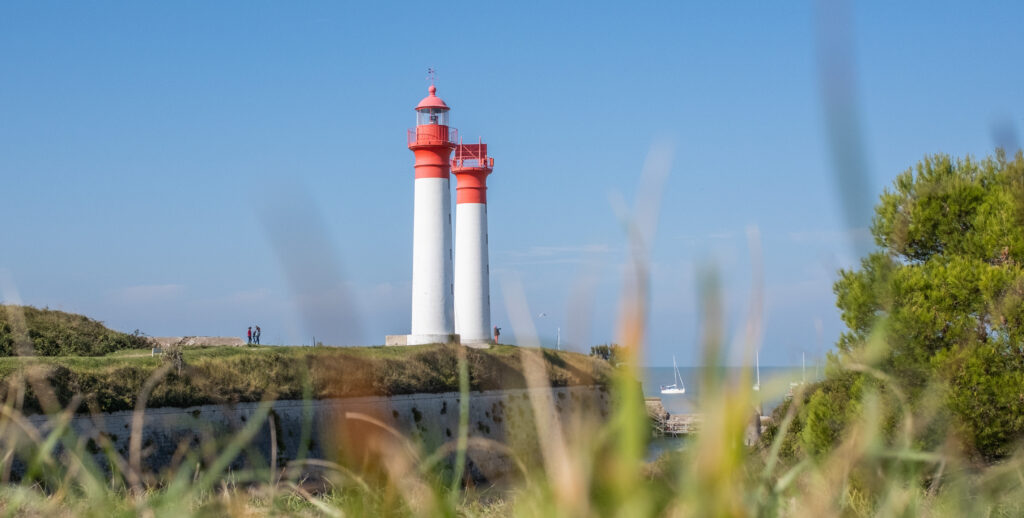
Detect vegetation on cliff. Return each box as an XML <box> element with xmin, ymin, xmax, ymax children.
<box><xmin>0</xmin><ymin>305</ymin><xmax>152</xmax><ymax>357</ymax></box>
<box><xmin>0</xmin><ymin>343</ymin><xmax>612</xmax><ymax>414</ymax></box>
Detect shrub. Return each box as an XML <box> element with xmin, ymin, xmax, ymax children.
<box><xmin>0</xmin><ymin>305</ymin><xmax>154</xmax><ymax>357</ymax></box>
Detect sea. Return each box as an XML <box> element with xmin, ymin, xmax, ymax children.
<box><xmin>640</xmin><ymin>366</ymin><xmax>819</xmax><ymax>415</ymax></box>
<box><xmin>639</xmin><ymin>365</ymin><xmax>821</xmax><ymax>461</ymax></box>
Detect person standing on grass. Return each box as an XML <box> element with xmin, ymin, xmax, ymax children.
<box><xmin>493</xmin><ymin>326</ymin><xmax>500</xmax><ymax>344</ymax></box>
<box><xmin>255</xmin><ymin>325</ymin><xmax>261</xmax><ymax>345</ymax></box>
<box><xmin>247</xmin><ymin>326</ymin><xmax>252</xmax><ymax>345</ymax></box>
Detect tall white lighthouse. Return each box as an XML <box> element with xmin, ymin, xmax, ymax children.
<box><xmin>405</xmin><ymin>85</ymin><xmax>459</xmax><ymax>345</ymax></box>
<box><xmin>452</xmin><ymin>141</ymin><xmax>494</xmax><ymax>345</ymax></box>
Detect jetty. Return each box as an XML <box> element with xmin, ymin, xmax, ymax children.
<box><xmin>645</xmin><ymin>397</ymin><xmax>769</xmax><ymax>443</ymax></box>
<box><xmin>645</xmin><ymin>397</ymin><xmax>701</xmax><ymax>437</ymax></box>
<box><xmin>657</xmin><ymin>413</ymin><xmax>702</xmax><ymax>437</ymax></box>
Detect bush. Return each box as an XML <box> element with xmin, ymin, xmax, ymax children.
<box><xmin>0</xmin><ymin>305</ymin><xmax>154</xmax><ymax>357</ymax></box>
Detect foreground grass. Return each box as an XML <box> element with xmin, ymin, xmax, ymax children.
<box><xmin>1</xmin><ymin>301</ymin><xmax>1022</xmax><ymax>515</ymax></box>
<box><xmin>0</xmin><ymin>344</ymin><xmax>612</xmax><ymax>414</ymax></box>
<box><xmin>0</xmin><ymin>352</ymin><xmax>1021</xmax><ymax>518</ymax></box>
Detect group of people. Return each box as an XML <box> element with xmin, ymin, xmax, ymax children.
<box><xmin>247</xmin><ymin>325</ymin><xmax>261</xmax><ymax>345</ymax></box>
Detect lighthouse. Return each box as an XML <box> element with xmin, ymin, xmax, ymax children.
<box><xmin>405</xmin><ymin>85</ymin><xmax>459</xmax><ymax>345</ymax></box>
<box><xmin>452</xmin><ymin>140</ymin><xmax>494</xmax><ymax>345</ymax></box>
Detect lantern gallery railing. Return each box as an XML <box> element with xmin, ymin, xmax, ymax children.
<box><xmin>452</xmin><ymin>140</ymin><xmax>493</xmax><ymax>169</ymax></box>
<box><xmin>407</xmin><ymin>126</ymin><xmax>458</xmax><ymax>147</ymax></box>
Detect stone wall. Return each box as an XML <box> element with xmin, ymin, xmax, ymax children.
<box><xmin>25</xmin><ymin>386</ymin><xmax>610</xmax><ymax>483</ymax></box>
<box><xmin>152</xmin><ymin>336</ymin><xmax>247</xmax><ymax>347</ymax></box>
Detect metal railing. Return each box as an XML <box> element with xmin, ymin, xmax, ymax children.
<box><xmin>407</xmin><ymin>126</ymin><xmax>457</xmax><ymax>147</ymax></box>
<box><xmin>452</xmin><ymin>140</ymin><xmax>492</xmax><ymax>169</ymax></box>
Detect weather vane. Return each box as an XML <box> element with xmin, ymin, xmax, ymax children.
<box><xmin>426</xmin><ymin>67</ymin><xmax>437</xmax><ymax>85</ymax></box>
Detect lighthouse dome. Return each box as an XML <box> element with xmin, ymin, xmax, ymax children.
<box><xmin>415</xmin><ymin>85</ymin><xmax>450</xmax><ymax>111</ymax></box>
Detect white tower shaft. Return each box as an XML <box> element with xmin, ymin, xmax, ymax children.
<box><xmin>410</xmin><ymin>177</ymin><xmax>455</xmax><ymax>343</ymax></box>
<box><xmin>454</xmin><ymin>202</ymin><xmax>491</xmax><ymax>343</ymax></box>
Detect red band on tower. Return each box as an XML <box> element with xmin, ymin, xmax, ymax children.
<box><xmin>412</xmin><ymin>147</ymin><xmax>454</xmax><ymax>179</ymax></box>
<box><xmin>452</xmin><ymin>142</ymin><xmax>494</xmax><ymax>204</ymax></box>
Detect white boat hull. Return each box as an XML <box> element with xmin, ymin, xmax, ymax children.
<box><xmin>661</xmin><ymin>355</ymin><xmax>686</xmax><ymax>395</ymax></box>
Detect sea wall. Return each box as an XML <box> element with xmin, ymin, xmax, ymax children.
<box><xmin>25</xmin><ymin>386</ymin><xmax>610</xmax><ymax>483</ymax></box>
<box><xmin>152</xmin><ymin>336</ymin><xmax>247</xmax><ymax>347</ymax></box>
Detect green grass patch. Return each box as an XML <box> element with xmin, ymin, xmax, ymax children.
<box><xmin>0</xmin><ymin>344</ymin><xmax>612</xmax><ymax>414</ymax></box>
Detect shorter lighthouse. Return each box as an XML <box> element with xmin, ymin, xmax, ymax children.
<box><xmin>452</xmin><ymin>140</ymin><xmax>494</xmax><ymax>345</ymax></box>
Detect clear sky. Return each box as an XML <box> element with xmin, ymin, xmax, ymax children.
<box><xmin>1</xmin><ymin>1</ymin><xmax>1021</xmax><ymax>366</ymax></box>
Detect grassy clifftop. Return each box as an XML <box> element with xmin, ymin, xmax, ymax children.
<box><xmin>0</xmin><ymin>344</ymin><xmax>613</xmax><ymax>415</ymax></box>
<box><xmin>0</xmin><ymin>305</ymin><xmax>151</xmax><ymax>356</ymax></box>
<box><xmin>0</xmin><ymin>306</ymin><xmax>612</xmax><ymax>414</ymax></box>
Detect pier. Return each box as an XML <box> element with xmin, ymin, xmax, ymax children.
<box><xmin>645</xmin><ymin>397</ymin><xmax>701</xmax><ymax>437</ymax></box>
<box><xmin>645</xmin><ymin>397</ymin><xmax>769</xmax><ymax>443</ymax></box>
<box><xmin>656</xmin><ymin>413</ymin><xmax>702</xmax><ymax>437</ymax></box>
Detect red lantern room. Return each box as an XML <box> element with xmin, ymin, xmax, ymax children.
<box><xmin>409</xmin><ymin>85</ymin><xmax>457</xmax><ymax>149</ymax></box>
<box><xmin>416</xmin><ymin>85</ymin><xmax>450</xmax><ymax>126</ymax></box>
<box><xmin>409</xmin><ymin>85</ymin><xmax>456</xmax><ymax>181</ymax></box>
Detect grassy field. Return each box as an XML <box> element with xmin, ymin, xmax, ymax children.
<box><xmin>0</xmin><ymin>344</ymin><xmax>612</xmax><ymax>414</ymax></box>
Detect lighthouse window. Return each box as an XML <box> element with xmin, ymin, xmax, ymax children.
<box><xmin>417</xmin><ymin>108</ymin><xmax>448</xmax><ymax>126</ymax></box>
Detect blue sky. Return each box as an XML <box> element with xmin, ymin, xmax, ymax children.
<box><xmin>1</xmin><ymin>1</ymin><xmax>1021</xmax><ymax>366</ymax></box>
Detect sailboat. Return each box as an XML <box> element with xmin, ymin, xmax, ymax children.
<box><xmin>789</xmin><ymin>352</ymin><xmax>806</xmax><ymax>390</ymax></box>
<box><xmin>753</xmin><ymin>350</ymin><xmax>761</xmax><ymax>392</ymax></box>
<box><xmin>660</xmin><ymin>356</ymin><xmax>686</xmax><ymax>395</ymax></box>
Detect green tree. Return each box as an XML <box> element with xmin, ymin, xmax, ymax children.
<box><xmin>793</xmin><ymin>150</ymin><xmax>1024</xmax><ymax>460</ymax></box>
